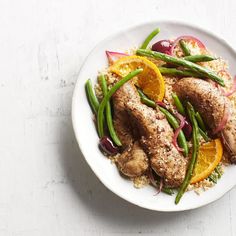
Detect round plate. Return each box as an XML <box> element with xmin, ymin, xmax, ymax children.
<box><xmin>72</xmin><ymin>21</ymin><xmax>236</xmax><ymax>211</ymax></box>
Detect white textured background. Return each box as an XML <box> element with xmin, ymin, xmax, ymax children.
<box><xmin>0</xmin><ymin>0</ymin><xmax>236</xmax><ymax>235</ymax></box>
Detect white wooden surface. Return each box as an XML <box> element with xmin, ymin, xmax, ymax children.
<box><xmin>0</xmin><ymin>0</ymin><xmax>235</xmax><ymax>235</ymax></box>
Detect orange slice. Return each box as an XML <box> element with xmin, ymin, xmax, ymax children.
<box><xmin>109</xmin><ymin>55</ymin><xmax>165</xmax><ymax>101</ymax></box>
<box><xmin>191</xmin><ymin>139</ymin><xmax>223</xmax><ymax>184</ymax></box>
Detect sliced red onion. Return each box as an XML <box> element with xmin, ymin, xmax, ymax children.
<box><xmin>148</xmin><ymin>168</ymin><xmax>163</xmax><ymax>195</ymax></box>
<box><xmin>148</xmin><ymin>168</ymin><xmax>156</xmax><ymax>185</ymax></box>
<box><xmin>216</xmin><ymin>70</ymin><xmax>235</xmax><ymax>96</ymax></box>
<box><xmin>224</xmin><ymin>76</ymin><xmax>236</xmax><ymax>97</ymax></box>
<box><xmin>173</xmin><ymin>112</ymin><xmax>185</xmax><ymax>152</ymax></box>
<box><xmin>151</xmin><ymin>40</ymin><xmax>172</xmax><ymax>55</ymax></box>
<box><xmin>212</xmin><ymin>106</ymin><xmax>230</xmax><ymax>135</ymax></box>
<box><xmin>99</xmin><ymin>136</ymin><xmax>119</xmax><ymax>155</ymax></box>
<box><xmin>156</xmin><ymin>101</ymin><xmax>167</xmax><ymax>108</ymax></box>
<box><xmin>170</xmin><ymin>35</ymin><xmax>206</xmax><ymax>56</ymax></box>
<box><xmin>221</xmin><ymin>132</ymin><xmax>234</xmax><ymax>154</ymax></box>
<box><xmin>182</xmin><ymin>119</ymin><xmax>192</xmax><ymax>140</ymax></box>
<box><xmin>105</xmin><ymin>51</ymin><xmax>128</xmax><ymax>64</ymax></box>
<box><xmin>156</xmin><ymin>178</ymin><xmax>163</xmax><ymax>195</ymax></box>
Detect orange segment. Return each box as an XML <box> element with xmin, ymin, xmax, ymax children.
<box><xmin>109</xmin><ymin>55</ymin><xmax>165</xmax><ymax>101</ymax></box>
<box><xmin>191</xmin><ymin>139</ymin><xmax>223</xmax><ymax>184</ymax></box>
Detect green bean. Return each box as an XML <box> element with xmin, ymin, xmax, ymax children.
<box><xmin>85</xmin><ymin>79</ymin><xmax>100</xmax><ymax>113</ymax></box>
<box><xmin>179</xmin><ymin>39</ymin><xmax>191</xmax><ymax>56</ymax></box>
<box><xmin>137</xmin><ymin>89</ymin><xmax>156</xmax><ymax>108</ymax></box>
<box><xmin>158</xmin><ymin>107</ymin><xmax>189</xmax><ymax>157</ymax></box>
<box><xmin>215</xmin><ymin>165</ymin><xmax>222</xmax><ymax>178</ymax></box>
<box><xmin>137</xmin><ymin>89</ymin><xmax>189</xmax><ymax>156</ymax></box>
<box><xmin>175</xmin><ymin>102</ymin><xmax>199</xmax><ymax>204</ymax></box>
<box><xmin>158</xmin><ymin>67</ymin><xmax>202</xmax><ymax>78</ymax></box>
<box><xmin>199</xmin><ymin>128</ymin><xmax>209</xmax><ymax>142</ymax></box>
<box><xmin>195</xmin><ymin>112</ymin><xmax>206</xmax><ymax>131</ymax></box>
<box><xmin>162</xmin><ymin>187</ymin><xmax>175</xmax><ymax>195</ymax></box>
<box><xmin>136</xmin><ymin>49</ymin><xmax>225</xmax><ymax>86</ymax></box>
<box><xmin>172</xmin><ymin>93</ymin><xmax>186</xmax><ymax>115</ymax></box>
<box><xmin>99</xmin><ymin>75</ymin><xmax>122</xmax><ymax>146</ymax></box>
<box><xmin>140</xmin><ymin>28</ymin><xmax>160</xmax><ymax>49</ymax></box>
<box><xmin>209</xmin><ymin>165</ymin><xmax>222</xmax><ymax>183</ymax></box>
<box><xmin>184</xmin><ymin>54</ymin><xmax>216</xmax><ymax>63</ymax></box>
<box><xmin>97</xmin><ymin>69</ymin><xmax>143</xmax><ymax>137</ymax></box>
<box><xmin>151</xmin><ymin>176</ymin><xmax>175</xmax><ymax>195</ymax></box>
<box><xmin>99</xmin><ymin>74</ymin><xmax>107</xmax><ymax>96</ymax></box>
<box><xmin>208</xmin><ymin>174</ymin><xmax>217</xmax><ymax>184</ymax></box>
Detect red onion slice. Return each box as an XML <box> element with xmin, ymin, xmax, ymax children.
<box><xmin>156</xmin><ymin>178</ymin><xmax>163</xmax><ymax>195</ymax></box>
<box><xmin>212</xmin><ymin>106</ymin><xmax>230</xmax><ymax>135</ymax></box>
<box><xmin>172</xmin><ymin>112</ymin><xmax>185</xmax><ymax>152</ymax></box>
<box><xmin>148</xmin><ymin>168</ymin><xmax>156</xmax><ymax>185</ymax></box>
<box><xmin>170</xmin><ymin>35</ymin><xmax>206</xmax><ymax>56</ymax></box>
<box><xmin>221</xmin><ymin>132</ymin><xmax>234</xmax><ymax>154</ymax></box>
<box><xmin>157</xmin><ymin>103</ymin><xmax>186</xmax><ymax>151</ymax></box>
<box><xmin>182</xmin><ymin>119</ymin><xmax>192</xmax><ymax>140</ymax></box>
<box><xmin>99</xmin><ymin>136</ymin><xmax>119</xmax><ymax>155</ymax></box>
<box><xmin>151</xmin><ymin>40</ymin><xmax>172</xmax><ymax>55</ymax></box>
<box><xmin>148</xmin><ymin>168</ymin><xmax>163</xmax><ymax>195</ymax></box>
<box><xmin>224</xmin><ymin>76</ymin><xmax>236</xmax><ymax>97</ymax></box>
<box><xmin>156</xmin><ymin>101</ymin><xmax>167</xmax><ymax>108</ymax></box>
<box><xmin>216</xmin><ymin>71</ymin><xmax>236</xmax><ymax>96</ymax></box>
<box><xmin>105</xmin><ymin>51</ymin><xmax>128</xmax><ymax>64</ymax></box>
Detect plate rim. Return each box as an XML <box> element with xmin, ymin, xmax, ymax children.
<box><xmin>72</xmin><ymin>20</ymin><xmax>236</xmax><ymax>212</ymax></box>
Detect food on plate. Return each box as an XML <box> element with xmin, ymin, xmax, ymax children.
<box><xmin>174</xmin><ymin>77</ymin><xmax>236</xmax><ymax>163</ymax></box>
<box><xmin>85</xmin><ymin>28</ymin><xmax>236</xmax><ymax>204</ymax></box>
<box><xmin>190</xmin><ymin>139</ymin><xmax>223</xmax><ymax>184</ymax></box>
<box><xmin>110</xmin><ymin>55</ymin><xmax>165</xmax><ymax>101</ymax></box>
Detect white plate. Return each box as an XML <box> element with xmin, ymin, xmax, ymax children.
<box><xmin>72</xmin><ymin>21</ymin><xmax>236</xmax><ymax>212</ymax></box>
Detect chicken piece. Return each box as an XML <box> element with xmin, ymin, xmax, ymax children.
<box><xmin>113</xmin><ymin>80</ymin><xmax>187</xmax><ymax>185</ymax></box>
<box><xmin>174</xmin><ymin>77</ymin><xmax>236</xmax><ymax>163</ymax></box>
<box><xmin>112</xmin><ymin>80</ymin><xmax>141</xmax><ymax>149</ymax></box>
<box><xmin>116</xmin><ymin>141</ymin><xmax>149</xmax><ymax>177</ymax></box>
<box><xmin>126</xmin><ymin>101</ymin><xmax>187</xmax><ymax>187</ymax></box>
<box><xmin>113</xmin><ymin>81</ymin><xmax>149</xmax><ymax>177</ymax></box>
<box><xmin>222</xmin><ymin>112</ymin><xmax>236</xmax><ymax>163</ymax></box>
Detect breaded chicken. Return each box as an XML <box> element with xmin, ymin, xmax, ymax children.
<box><xmin>112</xmin><ymin>80</ymin><xmax>140</xmax><ymax>149</ymax></box>
<box><xmin>126</xmin><ymin>101</ymin><xmax>187</xmax><ymax>187</ymax></box>
<box><xmin>112</xmin><ymin>81</ymin><xmax>149</xmax><ymax>177</ymax></box>
<box><xmin>175</xmin><ymin>77</ymin><xmax>236</xmax><ymax>163</ymax></box>
<box><xmin>116</xmin><ymin>141</ymin><xmax>149</xmax><ymax>177</ymax></box>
